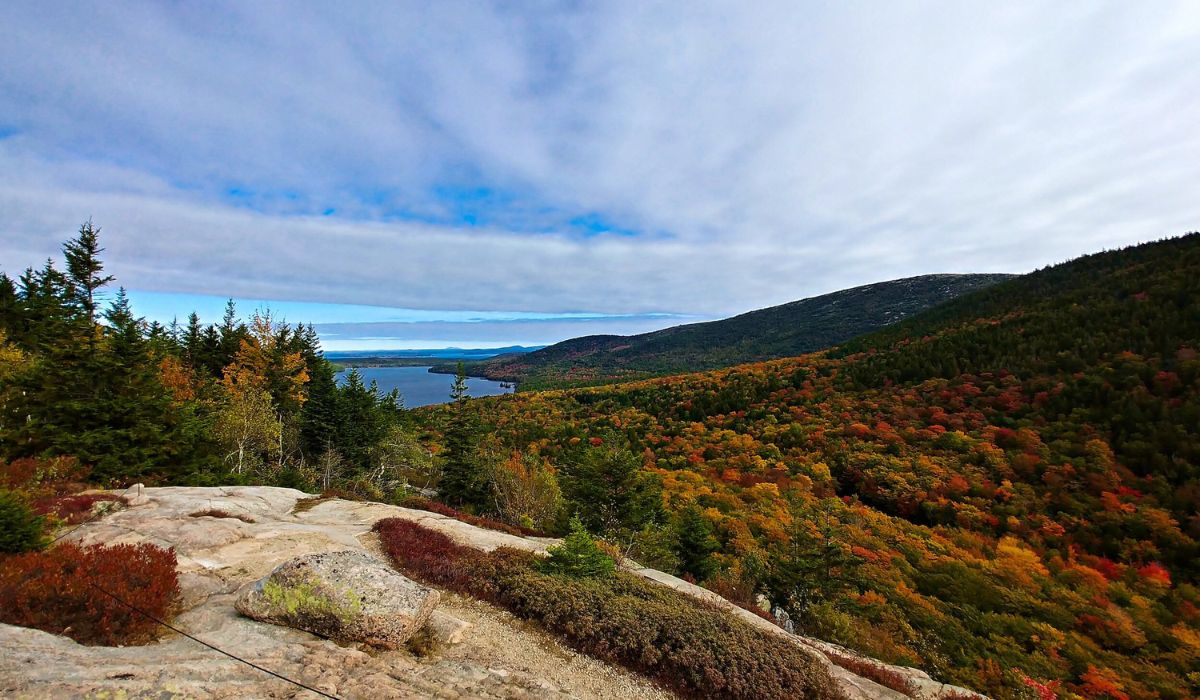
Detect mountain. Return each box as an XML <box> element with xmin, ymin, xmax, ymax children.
<box><xmin>325</xmin><ymin>346</ymin><xmax>543</xmax><ymax>361</ymax></box>
<box><xmin>427</xmin><ymin>232</ymin><xmax>1200</xmax><ymax>698</ymax></box>
<box><xmin>443</xmin><ymin>273</ymin><xmax>1014</xmax><ymax>388</ymax></box>
<box><xmin>326</xmin><ymin>346</ymin><xmax>544</xmax><ymax>369</ymax></box>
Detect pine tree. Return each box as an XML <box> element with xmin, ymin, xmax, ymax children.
<box><xmin>0</xmin><ymin>274</ymin><xmax>18</xmax><ymax>338</ymax></box>
<box><xmin>62</xmin><ymin>219</ymin><xmax>114</xmax><ymax>327</ymax></box>
<box><xmin>539</xmin><ymin>516</ymin><xmax>615</xmax><ymax>578</ymax></box>
<box><xmin>300</xmin><ymin>351</ymin><xmax>340</xmax><ymax>459</ymax></box>
<box><xmin>217</xmin><ymin>298</ymin><xmax>246</xmax><ymax>368</ymax></box>
<box><xmin>333</xmin><ymin>369</ymin><xmax>388</xmax><ymax>471</ymax></box>
<box><xmin>561</xmin><ymin>438</ymin><xmax>662</xmax><ymax>537</ymax></box>
<box><xmin>450</xmin><ymin>361</ymin><xmax>469</xmax><ymax>402</ymax></box>
<box><xmin>440</xmin><ymin>363</ymin><xmax>486</xmax><ymax>508</ymax></box>
<box><xmin>183</xmin><ymin>312</ymin><xmax>204</xmax><ymax>366</ymax></box>
<box><xmin>672</xmin><ymin>504</ymin><xmax>719</xmax><ymax>581</ymax></box>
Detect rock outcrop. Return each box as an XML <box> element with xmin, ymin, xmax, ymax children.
<box><xmin>0</xmin><ymin>486</ymin><xmax>983</xmax><ymax>699</ymax></box>
<box><xmin>236</xmin><ymin>549</ymin><xmax>439</xmax><ymax>648</ymax></box>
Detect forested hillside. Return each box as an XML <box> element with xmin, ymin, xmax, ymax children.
<box><xmin>4</xmin><ymin>223</ymin><xmax>1198</xmax><ymax>699</ymax></box>
<box><xmin>0</xmin><ymin>222</ymin><xmax>424</xmax><ymax>493</ymax></box>
<box><xmin>443</xmin><ymin>273</ymin><xmax>1013</xmax><ymax>388</ymax></box>
<box><xmin>415</xmin><ymin>233</ymin><xmax>1200</xmax><ymax>699</ymax></box>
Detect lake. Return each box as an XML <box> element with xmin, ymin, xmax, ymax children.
<box><xmin>334</xmin><ymin>366</ymin><xmax>514</xmax><ymax>407</ymax></box>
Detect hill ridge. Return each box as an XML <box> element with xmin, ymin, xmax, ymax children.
<box><xmin>440</xmin><ymin>272</ymin><xmax>1014</xmax><ymax>388</ymax></box>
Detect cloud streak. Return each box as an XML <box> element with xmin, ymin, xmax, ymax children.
<box><xmin>1</xmin><ymin>1</ymin><xmax>1197</xmax><ymax>335</ymax></box>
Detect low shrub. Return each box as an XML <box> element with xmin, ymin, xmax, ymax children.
<box><xmin>33</xmin><ymin>493</ymin><xmax>125</xmax><ymax>524</ymax></box>
<box><xmin>825</xmin><ymin>650</ymin><xmax>917</xmax><ymax>697</ymax></box>
<box><xmin>397</xmin><ymin>495</ymin><xmax>546</xmax><ymax>537</ymax></box>
<box><xmin>373</xmin><ymin>517</ymin><xmax>525</xmax><ymax>602</ymax></box>
<box><xmin>189</xmin><ymin>508</ymin><xmax>256</xmax><ymax>523</ymax></box>
<box><xmin>0</xmin><ymin>456</ymin><xmax>89</xmax><ymax>494</ymax></box>
<box><xmin>0</xmin><ymin>541</ymin><xmax>180</xmax><ymax>645</ymax></box>
<box><xmin>373</xmin><ymin>517</ymin><xmax>842</xmax><ymax>700</ymax></box>
<box><xmin>0</xmin><ymin>489</ymin><xmax>47</xmax><ymax>553</ymax></box>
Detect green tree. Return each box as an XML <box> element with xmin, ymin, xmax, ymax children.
<box><xmin>765</xmin><ymin>508</ymin><xmax>865</xmax><ymax>628</ymax></box>
<box><xmin>672</xmin><ymin>504</ymin><xmax>719</xmax><ymax>581</ymax></box>
<box><xmin>539</xmin><ymin>516</ymin><xmax>615</xmax><ymax>578</ymax></box>
<box><xmin>333</xmin><ymin>369</ymin><xmax>390</xmax><ymax>471</ymax></box>
<box><xmin>0</xmin><ymin>489</ymin><xmax>47</xmax><ymax>553</ymax></box>
<box><xmin>561</xmin><ymin>438</ymin><xmax>662</xmax><ymax>538</ymax></box>
<box><xmin>439</xmin><ymin>363</ymin><xmax>488</xmax><ymax>508</ymax></box>
<box><xmin>213</xmin><ymin>387</ymin><xmax>279</xmax><ymax>476</ymax></box>
<box><xmin>62</xmin><ymin>219</ymin><xmax>114</xmax><ymax>327</ymax></box>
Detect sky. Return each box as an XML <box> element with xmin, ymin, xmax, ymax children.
<box><xmin>1</xmin><ymin>2</ymin><xmax>1197</xmax><ymax>350</ymax></box>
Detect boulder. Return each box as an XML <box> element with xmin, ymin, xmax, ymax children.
<box><xmin>424</xmin><ymin>609</ymin><xmax>472</xmax><ymax>646</ymax></box>
<box><xmin>236</xmin><ymin>549</ymin><xmax>439</xmax><ymax>649</ymax></box>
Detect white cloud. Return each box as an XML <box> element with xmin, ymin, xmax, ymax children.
<box><xmin>0</xmin><ymin>1</ymin><xmax>1197</xmax><ymax>322</ymax></box>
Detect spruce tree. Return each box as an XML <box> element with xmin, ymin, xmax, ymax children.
<box><xmin>300</xmin><ymin>352</ymin><xmax>340</xmax><ymax>459</ymax></box>
<box><xmin>539</xmin><ymin>515</ymin><xmax>615</xmax><ymax>578</ymax></box>
<box><xmin>183</xmin><ymin>312</ymin><xmax>204</xmax><ymax>366</ymax></box>
<box><xmin>561</xmin><ymin>438</ymin><xmax>662</xmax><ymax>537</ymax></box>
<box><xmin>62</xmin><ymin>219</ymin><xmax>114</xmax><ymax>327</ymax></box>
<box><xmin>0</xmin><ymin>274</ymin><xmax>18</xmax><ymax>338</ymax></box>
<box><xmin>439</xmin><ymin>363</ymin><xmax>486</xmax><ymax>508</ymax></box>
<box><xmin>672</xmin><ymin>504</ymin><xmax>719</xmax><ymax>581</ymax></box>
<box><xmin>334</xmin><ymin>369</ymin><xmax>388</xmax><ymax>471</ymax></box>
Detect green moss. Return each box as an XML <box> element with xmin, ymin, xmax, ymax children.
<box><xmin>261</xmin><ymin>574</ymin><xmax>361</xmax><ymax>624</ymax></box>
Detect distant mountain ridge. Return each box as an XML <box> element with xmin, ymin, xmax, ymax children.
<box><xmin>325</xmin><ymin>346</ymin><xmax>543</xmax><ymax>360</ymax></box>
<box><xmin>441</xmin><ymin>273</ymin><xmax>1014</xmax><ymax>388</ymax></box>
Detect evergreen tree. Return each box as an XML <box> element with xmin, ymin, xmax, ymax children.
<box><xmin>450</xmin><ymin>361</ymin><xmax>469</xmax><ymax>402</ymax></box>
<box><xmin>0</xmin><ymin>274</ymin><xmax>18</xmax><ymax>337</ymax></box>
<box><xmin>539</xmin><ymin>516</ymin><xmax>615</xmax><ymax>578</ymax></box>
<box><xmin>765</xmin><ymin>510</ymin><xmax>865</xmax><ymax>626</ymax></box>
<box><xmin>439</xmin><ymin>363</ymin><xmax>487</xmax><ymax>508</ymax></box>
<box><xmin>672</xmin><ymin>504</ymin><xmax>719</xmax><ymax>581</ymax></box>
<box><xmin>217</xmin><ymin>298</ymin><xmax>246</xmax><ymax>368</ymax></box>
<box><xmin>561</xmin><ymin>438</ymin><xmax>662</xmax><ymax>537</ymax></box>
<box><xmin>300</xmin><ymin>351</ymin><xmax>340</xmax><ymax>458</ymax></box>
<box><xmin>333</xmin><ymin>369</ymin><xmax>389</xmax><ymax>471</ymax></box>
<box><xmin>0</xmin><ymin>490</ymin><xmax>47</xmax><ymax>553</ymax></box>
<box><xmin>62</xmin><ymin>219</ymin><xmax>114</xmax><ymax>327</ymax></box>
<box><xmin>183</xmin><ymin>312</ymin><xmax>204</xmax><ymax>366</ymax></box>
<box><xmin>3</xmin><ymin>284</ymin><xmax>189</xmax><ymax>483</ymax></box>
<box><xmin>16</xmin><ymin>261</ymin><xmax>77</xmax><ymax>352</ymax></box>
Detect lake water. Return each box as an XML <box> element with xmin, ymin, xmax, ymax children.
<box><xmin>334</xmin><ymin>366</ymin><xmax>513</xmax><ymax>407</ymax></box>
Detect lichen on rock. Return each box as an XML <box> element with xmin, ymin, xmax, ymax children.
<box><xmin>259</xmin><ymin>572</ymin><xmax>362</xmax><ymax>625</ymax></box>
<box><xmin>236</xmin><ymin>549</ymin><xmax>438</xmax><ymax>648</ymax></box>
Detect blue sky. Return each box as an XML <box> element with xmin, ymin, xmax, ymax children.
<box><xmin>1</xmin><ymin>2</ymin><xmax>1198</xmax><ymax>350</ymax></box>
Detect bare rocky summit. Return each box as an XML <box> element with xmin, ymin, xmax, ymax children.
<box><xmin>0</xmin><ymin>486</ymin><xmax>984</xmax><ymax>699</ymax></box>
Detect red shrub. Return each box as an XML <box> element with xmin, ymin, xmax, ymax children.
<box><xmin>33</xmin><ymin>494</ymin><xmax>125</xmax><ymax>524</ymax></box>
<box><xmin>1</xmin><ymin>456</ymin><xmax>90</xmax><ymax>495</ymax></box>
<box><xmin>398</xmin><ymin>495</ymin><xmax>546</xmax><ymax>537</ymax></box>
<box><xmin>372</xmin><ymin>517</ymin><xmax>523</xmax><ymax>601</ymax></box>
<box><xmin>373</xmin><ymin>518</ymin><xmax>841</xmax><ymax>700</ymax></box>
<box><xmin>825</xmin><ymin>651</ymin><xmax>917</xmax><ymax>697</ymax></box>
<box><xmin>0</xmin><ymin>541</ymin><xmax>180</xmax><ymax>645</ymax></box>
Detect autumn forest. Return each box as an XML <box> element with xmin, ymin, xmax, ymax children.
<box><xmin>2</xmin><ymin>224</ymin><xmax>1198</xmax><ymax>699</ymax></box>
